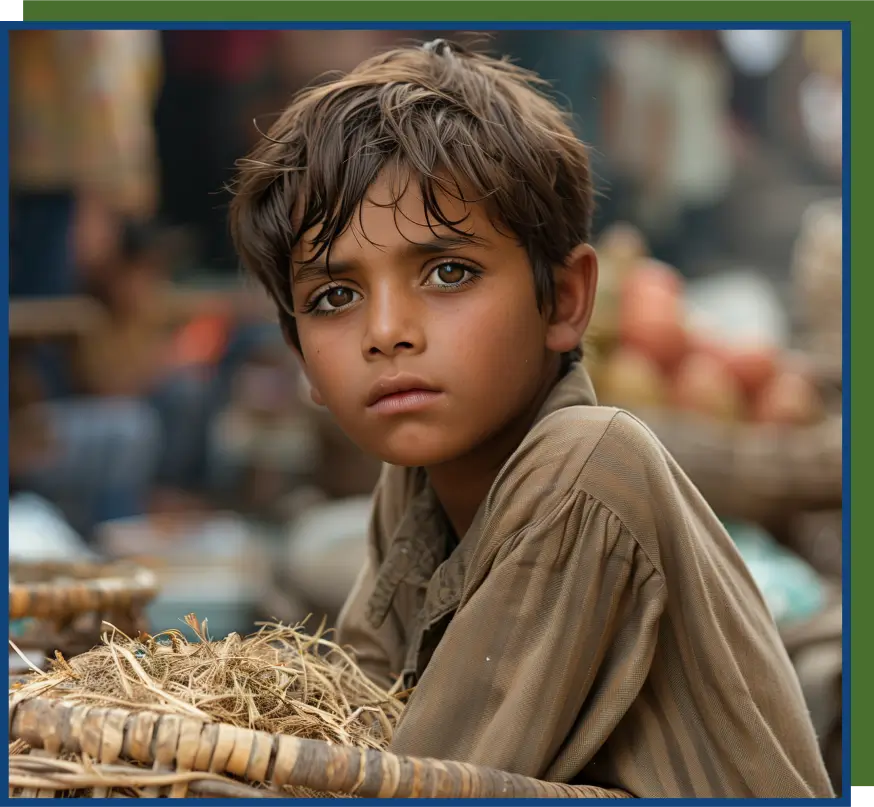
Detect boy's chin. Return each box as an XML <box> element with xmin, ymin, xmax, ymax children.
<box><xmin>372</xmin><ymin>445</ymin><xmax>461</xmax><ymax>469</ymax></box>
<box><xmin>366</xmin><ymin>435</ymin><xmax>468</xmax><ymax>470</ymax></box>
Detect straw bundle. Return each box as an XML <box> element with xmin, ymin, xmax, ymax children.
<box><xmin>9</xmin><ymin>616</ymin><xmax>630</xmax><ymax>798</ymax></box>
<box><xmin>10</xmin><ymin>615</ymin><xmax>402</xmax><ymax>797</ymax></box>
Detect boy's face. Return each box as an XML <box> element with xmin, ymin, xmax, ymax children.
<box><xmin>290</xmin><ymin>169</ymin><xmax>572</xmax><ymax>468</ymax></box>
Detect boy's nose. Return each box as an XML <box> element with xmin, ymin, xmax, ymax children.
<box><xmin>363</xmin><ymin>286</ymin><xmax>425</xmax><ymax>358</ymax></box>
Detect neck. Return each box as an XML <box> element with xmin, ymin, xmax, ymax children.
<box><xmin>425</xmin><ymin>356</ymin><xmax>563</xmax><ymax>539</ymax></box>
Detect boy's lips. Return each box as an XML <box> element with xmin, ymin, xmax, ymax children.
<box><xmin>366</xmin><ymin>374</ymin><xmax>443</xmax><ymax>412</ymax></box>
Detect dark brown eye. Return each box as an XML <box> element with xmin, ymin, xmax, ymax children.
<box><xmin>434</xmin><ymin>263</ymin><xmax>467</xmax><ymax>285</ymax></box>
<box><xmin>325</xmin><ymin>287</ymin><xmax>354</xmax><ymax>307</ymax></box>
<box><xmin>311</xmin><ymin>285</ymin><xmax>359</xmax><ymax>313</ymax></box>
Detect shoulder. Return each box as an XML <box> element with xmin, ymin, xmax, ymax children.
<box><xmin>480</xmin><ymin>405</ymin><xmax>628</xmax><ymax>535</ymax></box>
<box><xmin>484</xmin><ymin>407</ymin><xmax>680</xmax><ymax>566</ymax></box>
<box><xmin>488</xmin><ymin>405</ymin><xmax>668</xmax><ymax>505</ymax></box>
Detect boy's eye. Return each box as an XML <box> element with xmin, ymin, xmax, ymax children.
<box><xmin>426</xmin><ymin>262</ymin><xmax>476</xmax><ymax>287</ymax></box>
<box><xmin>314</xmin><ymin>286</ymin><xmax>359</xmax><ymax>311</ymax></box>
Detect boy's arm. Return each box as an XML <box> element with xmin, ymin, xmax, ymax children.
<box><xmin>389</xmin><ymin>493</ymin><xmax>665</xmax><ymax>785</ymax></box>
<box><xmin>336</xmin><ymin>465</ymin><xmax>409</xmax><ymax>691</ymax></box>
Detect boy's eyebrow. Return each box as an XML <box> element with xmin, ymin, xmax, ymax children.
<box><xmin>292</xmin><ymin>232</ymin><xmax>489</xmax><ymax>284</ymax></box>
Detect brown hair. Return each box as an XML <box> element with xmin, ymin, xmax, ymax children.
<box><xmin>229</xmin><ymin>39</ymin><xmax>593</xmax><ymax>362</ymax></box>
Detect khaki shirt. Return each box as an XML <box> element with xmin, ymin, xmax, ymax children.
<box><xmin>337</xmin><ymin>363</ymin><xmax>834</xmax><ymax>798</ymax></box>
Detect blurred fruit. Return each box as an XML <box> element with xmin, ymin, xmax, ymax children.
<box><xmin>688</xmin><ymin>330</ymin><xmax>729</xmax><ymax>364</ymax></box>
<box><xmin>625</xmin><ymin>258</ymin><xmax>684</xmax><ymax>299</ymax></box>
<box><xmin>725</xmin><ymin>345</ymin><xmax>779</xmax><ymax>401</ymax></box>
<box><xmin>753</xmin><ymin>371</ymin><xmax>824</xmax><ymax>426</ymax></box>
<box><xmin>620</xmin><ymin>283</ymin><xmax>688</xmax><ymax>372</ymax></box>
<box><xmin>598</xmin><ymin>347</ymin><xmax>668</xmax><ymax>410</ymax></box>
<box><xmin>672</xmin><ymin>351</ymin><xmax>744</xmax><ymax>422</ymax></box>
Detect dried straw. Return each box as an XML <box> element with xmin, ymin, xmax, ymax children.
<box><xmin>9</xmin><ymin>614</ymin><xmax>406</xmax><ymax>798</ymax></box>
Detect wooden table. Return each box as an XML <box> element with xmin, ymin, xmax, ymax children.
<box><xmin>8</xmin><ymin>287</ymin><xmax>274</xmax><ymax>342</ymax></box>
<box><xmin>9</xmin><ymin>296</ymin><xmax>106</xmax><ymax>341</ymax></box>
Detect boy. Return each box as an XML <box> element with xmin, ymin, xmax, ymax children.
<box><xmin>230</xmin><ymin>40</ymin><xmax>835</xmax><ymax>798</ymax></box>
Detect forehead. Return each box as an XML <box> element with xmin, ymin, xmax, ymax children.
<box><xmin>294</xmin><ymin>167</ymin><xmax>504</xmax><ymax>264</ymax></box>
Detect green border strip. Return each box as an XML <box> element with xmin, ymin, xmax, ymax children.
<box><xmin>849</xmin><ymin>5</ymin><xmax>865</xmax><ymax>791</ymax></box>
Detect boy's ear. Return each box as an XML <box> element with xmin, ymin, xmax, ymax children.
<box><xmin>281</xmin><ymin>315</ymin><xmax>326</xmax><ymax>407</ymax></box>
<box><xmin>545</xmin><ymin>243</ymin><xmax>598</xmax><ymax>354</ymax></box>
<box><xmin>302</xmin><ymin>374</ymin><xmax>326</xmax><ymax>407</ymax></box>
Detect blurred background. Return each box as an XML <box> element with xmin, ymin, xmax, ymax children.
<box><xmin>8</xmin><ymin>29</ymin><xmax>843</xmax><ymax>789</ymax></box>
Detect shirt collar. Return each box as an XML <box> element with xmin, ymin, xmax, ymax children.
<box><xmin>367</xmin><ymin>361</ymin><xmax>598</xmax><ymax>629</ymax></box>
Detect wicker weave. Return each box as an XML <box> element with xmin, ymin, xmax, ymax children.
<box><xmin>636</xmin><ymin>410</ymin><xmax>842</xmax><ymax>526</ymax></box>
<box><xmin>9</xmin><ymin>561</ymin><xmax>158</xmax><ymax>659</ymax></box>
<box><xmin>8</xmin><ymin>697</ymin><xmax>630</xmax><ymax>799</ymax></box>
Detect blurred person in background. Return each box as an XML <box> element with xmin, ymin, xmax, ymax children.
<box><xmin>797</xmin><ymin>30</ymin><xmax>842</xmax><ymax>181</ymax></box>
<box><xmin>10</xmin><ymin>30</ymin><xmax>160</xmax><ymax>301</ymax></box>
<box><xmin>154</xmin><ymin>31</ymin><xmax>282</xmax><ymax>273</ymax></box>
<box><xmin>10</xmin><ymin>29</ymin><xmax>162</xmax><ymax>397</ymax></box>
<box><xmin>75</xmin><ymin>221</ymin><xmax>218</xmax><ymax>513</ymax></box>
<box><xmin>719</xmin><ymin>29</ymin><xmax>793</xmax><ymax>148</ymax></box>
<box><xmin>9</xmin><ymin>341</ymin><xmax>162</xmax><ymax>541</ymax></box>
<box><xmin>494</xmin><ymin>31</ymin><xmax>615</xmax><ymax>231</ymax></box>
<box><xmin>9</xmin><ymin>30</ymin><xmax>175</xmax><ymax>537</ymax></box>
<box><xmin>603</xmin><ymin>31</ymin><xmax>735</xmax><ymax>275</ymax></box>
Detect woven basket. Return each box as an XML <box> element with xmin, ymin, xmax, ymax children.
<box><xmin>9</xmin><ymin>561</ymin><xmax>158</xmax><ymax>659</ymax></box>
<box><xmin>8</xmin><ymin>697</ymin><xmax>630</xmax><ymax>799</ymax></box>
<box><xmin>636</xmin><ymin>409</ymin><xmax>842</xmax><ymax>526</ymax></box>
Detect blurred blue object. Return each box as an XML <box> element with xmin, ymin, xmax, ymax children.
<box><xmin>724</xmin><ymin>520</ymin><xmax>827</xmax><ymax>627</ymax></box>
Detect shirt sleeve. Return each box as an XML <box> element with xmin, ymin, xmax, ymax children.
<box><xmin>388</xmin><ymin>490</ymin><xmax>666</xmax><ymax>783</ymax></box>
<box><xmin>336</xmin><ymin>465</ymin><xmax>409</xmax><ymax>691</ymax></box>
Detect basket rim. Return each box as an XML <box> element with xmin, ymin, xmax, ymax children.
<box><xmin>9</xmin><ymin>694</ymin><xmax>630</xmax><ymax>799</ymax></box>
<box><xmin>9</xmin><ymin>561</ymin><xmax>158</xmax><ymax>621</ymax></box>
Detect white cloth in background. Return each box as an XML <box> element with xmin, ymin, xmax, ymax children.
<box><xmin>719</xmin><ymin>29</ymin><xmax>792</xmax><ymax>77</ymax></box>
<box><xmin>9</xmin><ymin>492</ymin><xmax>96</xmax><ymax>562</ymax></box>
<box><xmin>665</xmin><ymin>42</ymin><xmax>735</xmax><ymax>210</ymax></box>
<box><xmin>285</xmin><ymin>496</ymin><xmax>371</xmax><ymax>613</ymax></box>
<box><xmin>607</xmin><ymin>33</ymin><xmax>735</xmax><ymax>229</ymax></box>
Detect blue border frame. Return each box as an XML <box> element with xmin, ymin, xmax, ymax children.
<box><xmin>1</xmin><ymin>20</ymin><xmax>851</xmax><ymax>30</ymax></box>
<box><xmin>3</xmin><ymin>19</ymin><xmax>850</xmax><ymax>806</ymax></box>
<box><xmin>1</xmin><ymin>30</ymin><xmax>10</xmax><ymax>515</ymax></box>
<box><xmin>840</xmin><ymin>20</ymin><xmax>851</xmax><ymax>804</ymax></box>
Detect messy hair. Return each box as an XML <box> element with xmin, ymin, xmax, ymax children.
<box><xmin>229</xmin><ymin>39</ymin><xmax>593</xmax><ymax>363</ymax></box>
